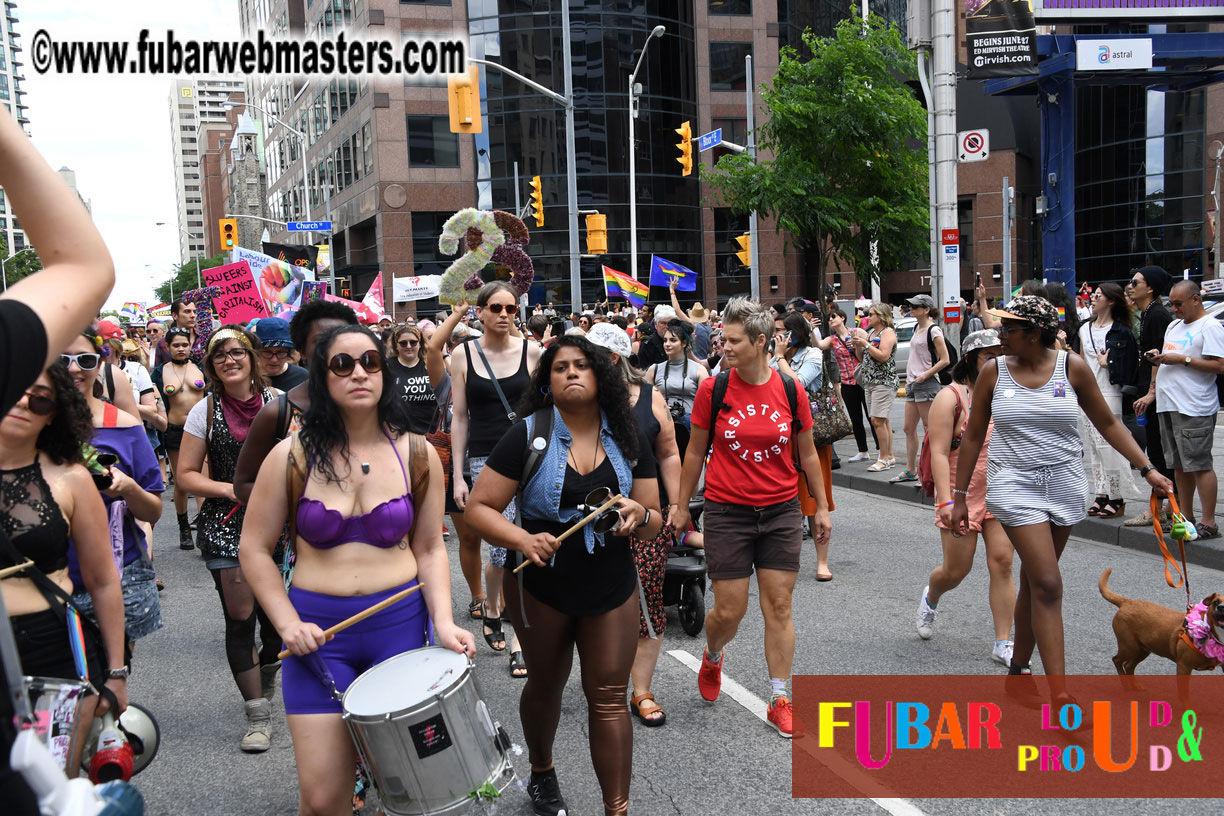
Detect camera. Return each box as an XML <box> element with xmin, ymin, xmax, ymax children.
<box><xmin>668</xmin><ymin>400</ymin><xmax>686</xmax><ymax>422</ymax></box>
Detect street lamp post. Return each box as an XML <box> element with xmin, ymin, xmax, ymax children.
<box><xmin>1</xmin><ymin>247</ymin><xmax>37</xmax><ymax>292</ymax></box>
<box><xmin>225</xmin><ymin>100</ymin><xmax>313</xmax><ymax>247</ymax></box>
<box><xmin>628</xmin><ymin>26</ymin><xmax>666</xmax><ymax>282</ymax></box>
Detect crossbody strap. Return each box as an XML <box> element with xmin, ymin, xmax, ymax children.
<box><xmin>472</xmin><ymin>340</ymin><xmax>517</xmax><ymax>422</ymax></box>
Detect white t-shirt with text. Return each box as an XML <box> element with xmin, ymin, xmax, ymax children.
<box><xmin>1156</xmin><ymin>315</ymin><xmax>1224</xmax><ymax>417</ymax></box>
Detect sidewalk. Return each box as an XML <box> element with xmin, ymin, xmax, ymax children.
<box><xmin>830</xmin><ymin>417</ymin><xmax>1224</xmax><ymax>573</ymax></box>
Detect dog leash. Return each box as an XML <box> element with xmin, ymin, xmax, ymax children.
<box><xmin>1151</xmin><ymin>494</ymin><xmax>1192</xmax><ymax>610</ymax></box>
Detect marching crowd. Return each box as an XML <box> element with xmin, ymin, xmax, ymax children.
<box><xmin>1</xmin><ymin>104</ymin><xmax>1222</xmax><ymax>816</ymax></box>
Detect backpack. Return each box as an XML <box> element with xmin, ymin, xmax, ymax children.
<box><xmin>705</xmin><ymin>369</ymin><xmax>802</xmax><ymax>462</ymax></box>
<box><xmin>926</xmin><ymin>326</ymin><xmax>959</xmax><ymax>386</ymax></box>
<box><xmin>917</xmin><ymin>385</ymin><xmax>965</xmax><ymax>498</ymax></box>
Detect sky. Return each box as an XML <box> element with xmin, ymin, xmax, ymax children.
<box><xmin>16</xmin><ymin>0</ymin><xmax>241</xmax><ymax>310</ymax></box>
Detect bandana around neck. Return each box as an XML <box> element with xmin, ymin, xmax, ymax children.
<box><xmin>1183</xmin><ymin>603</ymin><xmax>1224</xmax><ymax>663</ymax></box>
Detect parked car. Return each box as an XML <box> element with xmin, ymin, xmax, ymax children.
<box><xmin>893</xmin><ymin>317</ymin><xmax>917</xmax><ymax>380</ymax></box>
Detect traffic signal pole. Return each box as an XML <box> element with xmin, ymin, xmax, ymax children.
<box><xmin>746</xmin><ymin>54</ymin><xmax>760</xmax><ymax>301</ymax></box>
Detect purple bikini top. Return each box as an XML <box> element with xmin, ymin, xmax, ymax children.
<box><xmin>295</xmin><ymin>430</ymin><xmax>415</xmax><ymax>549</ymax></box>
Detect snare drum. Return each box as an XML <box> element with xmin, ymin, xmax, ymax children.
<box><xmin>342</xmin><ymin>647</ymin><xmax>515</xmax><ymax>816</ymax></box>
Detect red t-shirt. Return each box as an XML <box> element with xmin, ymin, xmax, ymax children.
<box><xmin>690</xmin><ymin>368</ymin><xmax>811</xmax><ymax>506</ymax></box>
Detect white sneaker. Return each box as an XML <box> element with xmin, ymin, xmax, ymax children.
<box><xmin>916</xmin><ymin>587</ymin><xmax>938</xmax><ymax>639</ymax></box>
<box><xmin>848</xmin><ymin>452</ymin><xmax>869</xmax><ymax>463</ymax></box>
<box><xmin>992</xmin><ymin>640</ymin><xmax>1014</xmax><ymax>666</ymax></box>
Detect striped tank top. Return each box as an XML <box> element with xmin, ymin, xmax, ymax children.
<box><xmin>989</xmin><ymin>350</ymin><xmax>1082</xmax><ymax>468</ymax></box>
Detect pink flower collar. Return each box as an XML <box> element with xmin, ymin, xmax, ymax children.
<box><xmin>1183</xmin><ymin>603</ymin><xmax>1224</xmax><ymax>663</ymax></box>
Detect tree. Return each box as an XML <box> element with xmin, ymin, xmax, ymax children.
<box><xmin>155</xmin><ymin>253</ymin><xmax>229</xmax><ymax>304</ymax></box>
<box><xmin>0</xmin><ymin>234</ymin><xmax>43</xmax><ymax>289</ymax></box>
<box><xmin>705</xmin><ymin>13</ymin><xmax>928</xmax><ymax>292</ymax></box>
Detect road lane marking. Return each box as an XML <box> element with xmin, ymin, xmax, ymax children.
<box><xmin>667</xmin><ymin>649</ymin><xmax>928</xmax><ymax>816</ymax></box>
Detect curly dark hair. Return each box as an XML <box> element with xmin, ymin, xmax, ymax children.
<box><xmin>782</xmin><ymin>312</ymin><xmax>813</xmax><ymax>348</ymax></box>
<box><xmin>35</xmin><ymin>362</ymin><xmax>93</xmax><ymax>465</ymax></box>
<box><xmin>288</xmin><ymin>298</ymin><xmax>359</xmax><ymax>353</ymax></box>
<box><xmin>300</xmin><ymin>325</ymin><xmax>412</xmax><ymax>483</ymax></box>
<box><xmin>514</xmin><ymin>335</ymin><xmax>639</xmax><ymax>461</ymax></box>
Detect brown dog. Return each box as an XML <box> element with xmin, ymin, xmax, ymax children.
<box><xmin>1099</xmin><ymin>569</ymin><xmax>1223</xmax><ymax>683</ymax></box>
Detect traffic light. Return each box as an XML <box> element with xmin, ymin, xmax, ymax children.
<box><xmin>530</xmin><ymin>176</ymin><xmax>544</xmax><ymax>227</ymax></box>
<box><xmin>446</xmin><ymin>66</ymin><xmax>482</xmax><ymax>134</ymax></box>
<box><xmin>585</xmin><ymin>213</ymin><xmax>607</xmax><ymax>255</ymax></box>
<box><xmin>734</xmin><ymin>233</ymin><xmax>751</xmax><ymax>267</ymax></box>
<box><xmin>335</xmin><ymin>276</ymin><xmax>351</xmax><ymax>298</ymax></box>
<box><xmin>675</xmin><ymin>120</ymin><xmax>693</xmax><ymax>176</ymax></box>
<box><xmin>218</xmin><ymin>218</ymin><xmax>237</xmax><ymax>251</ymax></box>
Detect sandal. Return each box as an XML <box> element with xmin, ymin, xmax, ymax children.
<box><xmin>866</xmin><ymin>459</ymin><xmax>893</xmax><ymax>472</ymax></box>
<box><xmin>889</xmin><ymin>470</ymin><xmax>918</xmax><ymax>483</ymax></box>
<box><xmin>1087</xmin><ymin>496</ymin><xmax>1108</xmax><ymax>517</ymax></box>
<box><xmin>630</xmin><ymin>692</ymin><xmax>666</xmax><ymax>727</ymax></box>
<box><xmin>509</xmin><ymin>650</ymin><xmax>527</xmax><ymax>678</ymax></box>
<box><xmin>482</xmin><ymin>602</ymin><xmax>506</xmax><ymax>651</ymax></box>
<box><xmin>1198</xmin><ymin>522</ymin><xmax>1221</xmax><ymax>540</ymax></box>
<box><xmin>468</xmin><ymin>598</ymin><xmax>485</xmax><ymax>620</ymax></box>
<box><xmin>1097</xmin><ymin>499</ymin><xmax>1125</xmax><ymax>519</ymax></box>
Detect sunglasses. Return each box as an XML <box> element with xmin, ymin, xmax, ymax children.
<box><xmin>61</xmin><ymin>353</ymin><xmax>101</xmax><ymax>371</ymax></box>
<box><xmin>398</xmin><ymin>339</ymin><xmax>420</xmax><ymax>348</ymax></box>
<box><xmin>1169</xmin><ymin>299</ymin><xmax>1186</xmax><ymax>308</ymax></box>
<box><xmin>211</xmin><ymin>348</ymin><xmax>249</xmax><ymax>363</ymax></box>
<box><xmin>328</xmin><ymin>350</ymin><xmax>383</xmax><ymax>377</ymax></box>
<box><xmin>996</xmin><ymin>323</ymin><xmax>1034</xmax><ymax>338</ymax></box>
<box><xmin>1126</xmin><ymin>278</ymin><xmax>1144</xmax><ymax>288</ymax></box>
<box><xmin>483</xmin><ymin>303</ymin><xmax>519</xmax><ymax>315</ymax></box>
<box><xmin>21</xmin><ymin>391</ymin><xmax>55</xmax><ymax>416</ymax></box>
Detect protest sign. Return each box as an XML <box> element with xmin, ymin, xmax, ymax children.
<box><xmin>204</xmin><ymin>261</ymin><xmax>270</xmax><ymax>323</ymax></box>
<box><xmin>393</xmin><ymin>275</ymin><xmax>442</xmax><ymax>302</ymax></box>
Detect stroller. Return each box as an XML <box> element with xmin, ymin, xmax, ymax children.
<box><xmin>662</xmin><ymin>494</ymin><xmax>707</xmax><ymax>637</ymax></box>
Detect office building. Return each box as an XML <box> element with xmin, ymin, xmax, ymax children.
<box><xmin>0</xmin><ymin>0</ymin><xmax>29</xmax><ymax>256</ymax></box>
<box><xmin>168</xmin><ymin>77</ymin><xmax>246</xmax><ymax>266</ymax></box>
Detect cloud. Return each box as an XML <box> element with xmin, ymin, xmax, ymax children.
<box><xmin>15</xmin><ymin>1</ymin><xmax>242</xmax><ymax>308</ymax></box>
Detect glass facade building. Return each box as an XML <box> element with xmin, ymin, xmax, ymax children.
<box><xmin>467</xmin><ymin>0</ymin><xmax>699</xmax><ymax>307</ymax></box>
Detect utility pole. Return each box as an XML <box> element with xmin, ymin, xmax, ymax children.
<box><xmin>1002</xmin><ymin>176</ymin><xmax>1013</xmax><ymax>301</ymax></box>
<box><xmin>746</xmin><ymin>54</ymin><xmax>760</xmax><ymax>301</ymax></box>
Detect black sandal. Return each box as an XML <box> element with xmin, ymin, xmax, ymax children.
<box><xmin>1098</xmin><ymin>499</ymin><xmax>1125</xmax><ymax>519</ymax></box>
<box><xmin>509</xmin><ymin>650</ymin><xmax>527</xmax><ymax>678</ymax></box>
<box><xmin>482</xmin><ymin>602</ymin><xmax>506</xmax><ymax>651</ymax></box>
<box><xmin>468</xmin><ymin>598</ymin><xmax>485</xmax><ymax>620</ymax></box>
<box><xmin>1087</xmin><ymin>496</ymin><xmax>1108</xmax><ymax>517</ymax></box>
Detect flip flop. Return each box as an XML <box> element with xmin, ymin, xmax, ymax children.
<box><xmin>509</xmin><ymin>650</ymin><xmax>527</xmax><ymax>678</ymax></box>
<box><xmin>630</xmin><ymin>692</ymin><xmax>666</xmax><ymax>727</ymax></box>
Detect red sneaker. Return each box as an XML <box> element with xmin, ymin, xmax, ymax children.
<box><xmin>698</xmin><ymin>649</ymin><xmax>723</xmax><ymax>703</ymax></box>
<box><xmin>767</xmin><ymin>696</ymin><xmax>801</xmax><ymax>738</ymax></box>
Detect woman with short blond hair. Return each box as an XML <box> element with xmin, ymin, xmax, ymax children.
<box><xmin>851</xmin><ymin>304</ymin><xmax>898</xmax><ymax>472</ymax></box>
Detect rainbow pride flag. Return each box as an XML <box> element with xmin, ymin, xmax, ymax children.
<box><xmin>603</xmin><ymin>266</ymin><xmax>648</xmax><ymax>307</ymax></box>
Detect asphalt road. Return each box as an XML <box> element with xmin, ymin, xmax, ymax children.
<box><xmin>125</xmin><ymin>484</ymin><xmax>1222</xmax><ymax>815</ymax></box>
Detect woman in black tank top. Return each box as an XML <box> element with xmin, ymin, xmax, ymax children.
<box><xmin>450</xmin><ymin>281</ymin><xmax>540</xmax><ymax>678</ymax></box>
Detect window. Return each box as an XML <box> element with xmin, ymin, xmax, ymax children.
<box><xmin>708</xmin><ymin>0</ymin><xmax>751</xmax><ymax>13</ymax></box>
<box><xmin>711</xmin><ymin>117</ymin><xmax>747</xmax><ymax>163</ymax></box>
<box><xmin>405</xmin><ymin>115</ymin><xmax>459</xmax><ymax>168</ymax></box>
<box><xmin>0</xmin><ymin>75</ymin><xmax>9</xmax><ymax>102</ymax></box>
<box><xmin>709</xmin><ymin>42</ymin><xmax>752</xmax><ymax>91</ymax></box>
<box><xmin>362</xmin><ymin>122</ymin><xmax>373</xmax><ymax>174</ymax></box>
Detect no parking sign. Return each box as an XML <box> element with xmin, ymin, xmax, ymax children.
<box><xmin>958</xmin><ymin>129</ymin><xmax>990</xmax><ymax>163</ymax></box>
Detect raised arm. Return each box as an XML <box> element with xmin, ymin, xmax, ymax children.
<box><xmin>426</xmin><ymin>303</ymin><xmax>467</xmax><ymax>388</ymax></box>
<box><xmin>0</xmin><ymin>110</ymin><xmax>115</xmax><ymax>364</ymax></box>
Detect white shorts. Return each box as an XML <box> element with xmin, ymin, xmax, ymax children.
<box><xmin>985</xmin><ymin>460</ymin><xmax>1089</xmax><ymax>528</ymax></box>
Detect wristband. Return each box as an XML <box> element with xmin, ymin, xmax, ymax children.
<box><xmin>938</xmin><ymin>501</ymin><xmax>954</xmax><ymax>508</ymax></box>
<box><xmin>1139</xmin><ymin>464</ymin><xmax>1155</xmax><ymax>479</ymax></box>
<box><xmin>952</xmin><ymin>488</ymin><xmax>969</xmax><ymax>497</ymax></box>
<box><xmin>642</xmin><ymin>509</ymin><xmax>652</xmax><ymax>529</ymax></box>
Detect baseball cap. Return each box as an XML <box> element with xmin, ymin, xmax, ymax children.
<box><xmin>987</xmin><ymin>295</ymin><xmax>1059</xmax><ymax>333</ymax></box>
<box><xmin>96</xmin><ymin>319</ymin><xmax>122</xmax><ymax>340</ymax></box>
<box><xmin>254</xmin><ymin>317</ymin><xmax>294</xmax><ymax>349</ymax></box>
<box><xmin>960</xmin><ymin>329</ymin><xmax>1001</xmax><ymax>355</ymax></box>
<box><xmin>585</xmin><ymin>323</ymin><xmax>633</xmax><ymax>358</ymax></box>
<box><xmin>906</xmin><ymin>294</ymin><xmax>936</xmax><ymax>310</ymax></box>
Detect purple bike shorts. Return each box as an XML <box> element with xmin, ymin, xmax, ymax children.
<box><xmin>281</xmin><ymin>580</ymin><xmax>430</xmax><ymax>715</ymax></box>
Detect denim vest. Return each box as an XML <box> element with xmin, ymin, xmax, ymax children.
<box><xmin>521</xmin><ymin>407</ymin><xmax>635</xmax><ymax>554</ymax></box>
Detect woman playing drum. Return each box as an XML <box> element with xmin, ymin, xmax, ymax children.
<box><xmin>241</xmin><ymin>325</ymin><xmax>474</xmax><ymax>816</ymax></box>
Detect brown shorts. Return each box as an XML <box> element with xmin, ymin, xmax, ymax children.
<box><xmin>702</xmin><ymin>497</ymin><xmax>803</xmax><ymax>580</ymax></box>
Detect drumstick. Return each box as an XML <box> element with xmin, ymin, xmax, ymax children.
<box><xmin>277</xmin><ymin>582</ymin><xmax>425</xmax><ymax>660</ymax></box>
<box><xmin>0</xmin><ymin>559</ymin><xmax>34</xmax><ymax>580</ymax></box>
<box><xmin>513</xmin><ymin>494</ymin><xmax>623</xmax><ymax>574</ymax></box>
